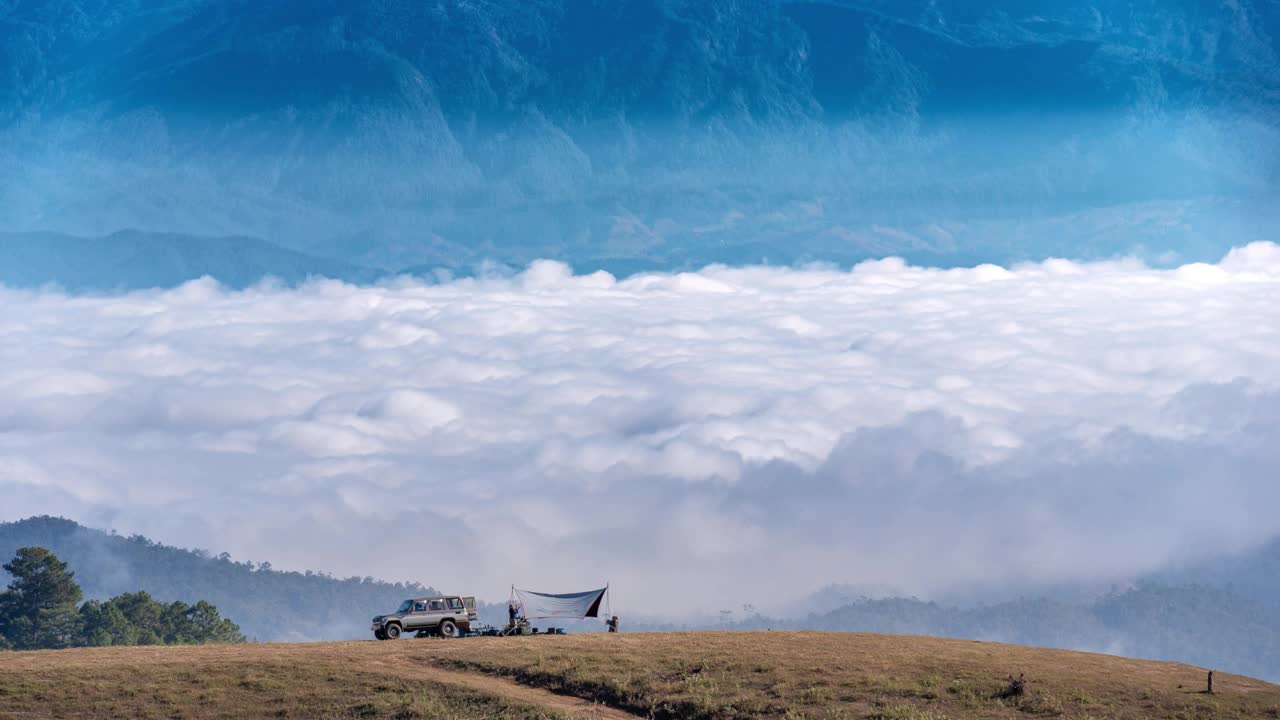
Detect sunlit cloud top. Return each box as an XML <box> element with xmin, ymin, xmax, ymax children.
<box><xmin>2</xmin><ymin>244</ymin><xmax>1279</xmax><ymax>611</ymax></box>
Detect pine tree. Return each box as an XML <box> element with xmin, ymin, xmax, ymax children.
<box><xmin>161</xmin><ymin>600</ymin><xmax>194</xmax><ymax>643</ymax></box>
<box><xmin>186</xmin><ymin>600</ymin><xmax>246</xmax><ymax>643</ymax></box>
<box><xmin>107</xmin><ymin>591</ymin><xmax>164</xmax><ymax>645</ymax></box>
<box><xmin>79</xmin><ymin>600</ymin><xmax>138</xmax><ymax>647</ymax></box>
<box><xmin>0</xmin><ymin>547</ymin><xmax>84</xmax><ymax>649</ymax></box>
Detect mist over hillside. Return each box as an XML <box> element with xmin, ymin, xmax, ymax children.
<box><xmin>0</xmin><ymin>516</ymin><xmax>440</xmax><ymax>641</ymax></box>
<box><xmin>711</xmin><ymin>586</ymin><xmax>1280</xmax><ymax>683</ymax></box>
<box><xmin>3</xmin><ymin>0</ymin><xmax>1278</xmax><ymax>286</ymax></box>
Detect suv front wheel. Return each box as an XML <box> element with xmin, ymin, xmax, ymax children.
<box><xmin>438</xmin><ymin>620</ymin><xmax>458</xmax><ymax>638</ymax></box>
<box><xmin>384</xmin><ymin>623</ymin><xmax>402</xmax><ymax>640</ymax></box>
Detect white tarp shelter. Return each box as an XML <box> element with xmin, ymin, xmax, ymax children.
<box><xmin>514</xmin><ymin>586</ymin><xmax>608</xmax><ymax>620</ymax></box>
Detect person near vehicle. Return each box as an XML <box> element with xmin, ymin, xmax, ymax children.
<box><xmin>508</xmin><ymin>602</ymin><xmax>518</xmax><ymax>627</ymax></box>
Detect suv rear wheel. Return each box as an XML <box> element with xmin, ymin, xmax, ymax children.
<box><xmin>438</xmin><ymin>619</ymin><xmax>458</xmax><ymax>638</ymax></box>
<box><xmin>384</xmin><ymin>623</ymin><xmax>402</xmax><ymax>640</ymax></box>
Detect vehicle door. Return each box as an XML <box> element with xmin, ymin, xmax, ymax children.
<box><xmin>405</xmin><ymin>600</ymin><xmax>429</xmax><ymax>629</ymax></box>
<box><xmin>447</xmin><ymin>597</ymin><xmax>466</xmax><ymax>623</ymax></box>
<box><xmin>462</xmin><ymin>596</ymin><xmax>478</xmax><ymax>622</ymax></box>
<box><xmin>426</xmin><ymin>598</ymin><xmax>448</xmax><ymax>626</ymax></box>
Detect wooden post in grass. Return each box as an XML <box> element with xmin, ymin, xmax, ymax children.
<box><xmin>1207</xmin><ymin>671</ymin><xmax>1214</xmax><ymax>694</ymax></box>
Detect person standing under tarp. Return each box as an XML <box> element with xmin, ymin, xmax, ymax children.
<box><xmin>607</xmin><ymin>615</ymin><xmax>620</xmax><ymax>633</ymax></box>
<box><xmin>508</xmin><ymin>602</ymin><xmax>518</xmax><ymax>629</ymax></box>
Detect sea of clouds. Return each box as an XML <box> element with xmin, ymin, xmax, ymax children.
<box><xmin>2</xmin><ymin>243</ymin><xmax>1279</xmax><ymax>614</ymax></box>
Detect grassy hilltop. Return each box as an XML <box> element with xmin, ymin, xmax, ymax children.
<box><xmin>3</xmin><ymin>632</ymin><xmax>1280</xmax><ymax>720</ymax></box>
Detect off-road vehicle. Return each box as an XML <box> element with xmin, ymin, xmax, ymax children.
<box><xmin>372</xmin><ymin>595</ymin><xmax>477</xmax><ymax>640</ymax></box>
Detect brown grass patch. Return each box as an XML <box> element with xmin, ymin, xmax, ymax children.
<box><xmin>0</xmin><ymin>645</ymin><xmax>562</xmax><ymax>720</ymax></box>
<box><xmin>2</xmin><ymin>632</ymin><xmax>1278</xmax><ymax>720</ymax></box>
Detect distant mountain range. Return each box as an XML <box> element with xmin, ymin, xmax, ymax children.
<box><xmin>779</xmin><ymin>584</ymin><xmax>1280</xmax><ymax>682</ymax></box>
<box><xmin>2</xmin><ymin>0</ymin><xmax>1276</xmax><ymax>285</ymax></box>
<box><xmin>655</xmin><ymin>543</ymin><xmax>1280</xmax><ymax>683</ymax></box>
<box><xmin>0</xmin><ymin>230</ymin><xmax>383</xmax><ymax>290</ymax></box>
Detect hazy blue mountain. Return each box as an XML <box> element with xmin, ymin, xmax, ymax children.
<box><xmin>0</xmin><ymin>516</ymin><xmax>438</xmax><ymax>641</ymax></box>
<box><xmin>791</xmin><ymin>585</ymin><xmax>1280</xmax><ymax>682</ymax></box>
<box><xmin>645</xmin><ymin>536</ymin><xmax>1280</xmax><ymax>681</ymax></box>
<box><xmin>1</xmin><ymin>1</ymin><xmax>1278</xmax><ymax>284</ymax></box>
<box><xmin>632</xmin><ymin>545</ymin><xmax>1280</xmax><ymax>682</ymax></box>
<box><xmin>0</xmin><ymin>230</ymin><xmax>383</xmax><ymax>290</ymax></box>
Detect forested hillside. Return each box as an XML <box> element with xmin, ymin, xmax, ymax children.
<box><xmin>0</xmin><ymin>546</ymin><xmax>244</xmax><ymax>650</ymax></box>
<box><xmin>0</xmin><ymin>517</ymin><xmax>438</xmax><ymax>641</ymax></box>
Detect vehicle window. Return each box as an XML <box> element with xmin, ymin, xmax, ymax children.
<box><xmin>397</xmin><ymin>600</ymin><xmax>412</xmax><ymax>613</ymax></box>
<box><xmin>428</xmin><ymin>600</ymin><xmax>445</xmax><ymax>611</ymax></box>
<box><xmin>448</xmin><ymin>598</ymin><xmax>463</xmax><ymax>610</ymax></box>
<box><xmin>414</xmin><ymin>601</ymin><xmax>427</xmax><ymax>612</ymax></box>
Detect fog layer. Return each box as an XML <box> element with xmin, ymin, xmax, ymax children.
<box><xmin>2</xmin><ymin>246</ymin><xmax>1278</xmax><ymax>612</ymax></box>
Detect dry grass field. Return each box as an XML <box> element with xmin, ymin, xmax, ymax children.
<box><xmin>2</xmin><ymin>632</ymin><xmax>1279</xmax><ymax>720</ymax></box>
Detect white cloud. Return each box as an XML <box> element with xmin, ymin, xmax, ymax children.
<box><xmin>2</xmin><ymin>244</ymin><xmax>1279</xmax><ymax>615</ymax></box>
